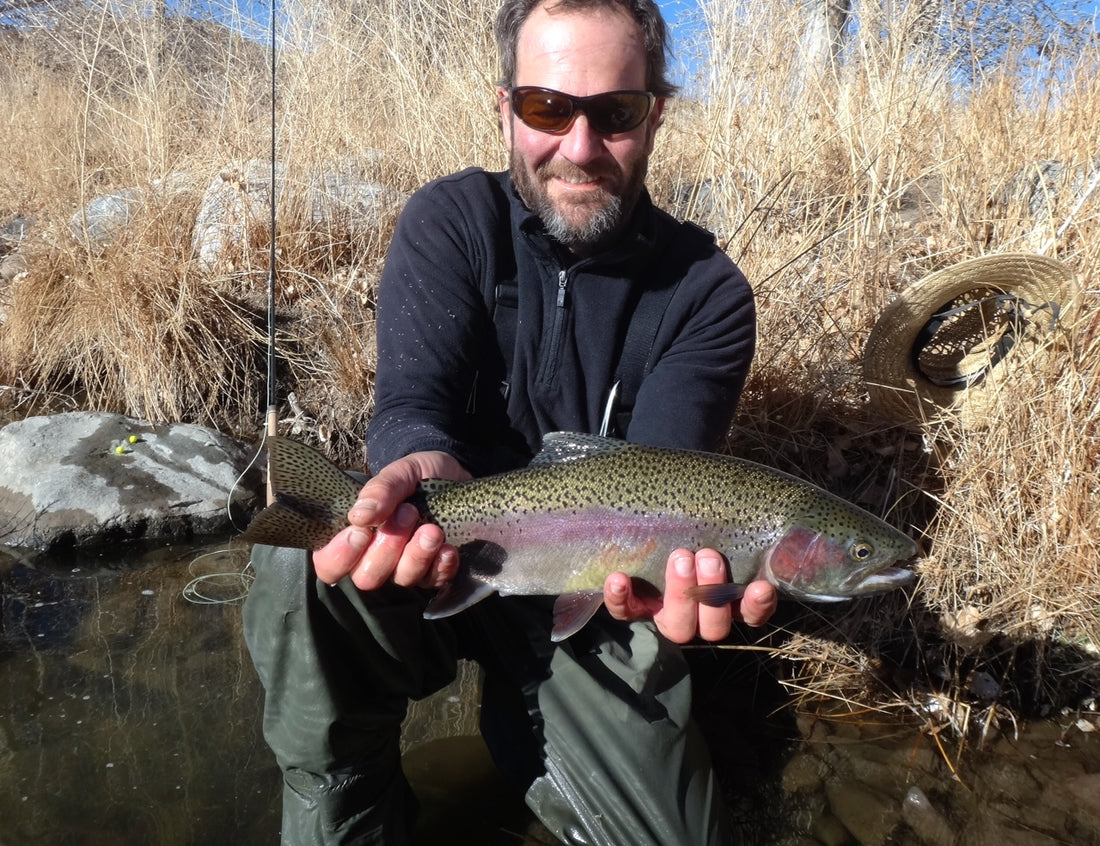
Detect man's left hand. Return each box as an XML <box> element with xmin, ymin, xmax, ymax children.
<box><xmin>603</xmin><ymin>549</ymin><xmax>778</xmax><ymax>644</ymax></box>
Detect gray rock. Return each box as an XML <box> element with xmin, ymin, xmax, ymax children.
<box><xmin>998</xmin><ymin>158</ymin><xmax>1100</xmax><ymax>219</ymax></box>
<box><xmin>0</xmin><ymin>412</ymin><xmax>261</xmax><ymax>551</ymax></box>
<box><xmin>0</xmin><ymin>213</ymin><xmax>34</xmax><ymax>248</ymax></box>
<box><xmin>901</xmin><ymin>785</ymin><xmax>956</xmax><ymax>846</ymax></box>
<box><xmin>69</xmin><ymin>173</ymin><xmax>194</xmax><ymax>246</ymax></box>
<box><xmin>190</xmin><ymin>159</ymin><xmax>279</xmax><ymax>272</ymax></box>
<box><xmin>191</xmin><ymin>157</ymin><xmax>406</xmax><ymax>271</ymax></box>
<box><xmin>0</xmin><ymin>252</ymin><xmax>28</xmax><ymax>283</ymax></box>
<box><xmin>69</xmin><ymin>188</ymin><xmax>143</xmax><ymax>244</ymax></box>
<box><xmin>824</xmin><ymin>779</ymin><xmax>899</xmax><ymax>846</ymax></box>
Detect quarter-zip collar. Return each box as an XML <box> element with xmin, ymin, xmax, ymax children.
<box><xmin>506</xmin><ymin>175</ymin><xmax>660</xmax><ymax>272</ymax></box>
<box><xmin>503</xmin><ymin>174</ymin><xmax>662</xmax><ymax>390</ymax></box>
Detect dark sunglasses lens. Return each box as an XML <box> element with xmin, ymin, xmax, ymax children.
<box><xmin>587</xmin><ymin>92</ymin><xmax>652</xmax><ymax>133</ymax></box>
<box><xmin>514</xmin><ymin>89</ymin><xmax>575</xmax><ymax>131</ymax></box>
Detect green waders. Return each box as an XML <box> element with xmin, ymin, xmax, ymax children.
<box><xmin>243</xmin><ymin>543</ymin><xmax>732</xmax><ymax>846</ymax></box>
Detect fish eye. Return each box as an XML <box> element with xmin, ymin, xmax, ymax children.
<box><xmin>850</xmin><ymin>541</ymin><xmax>874</xmax><ymax>561</ymax></box>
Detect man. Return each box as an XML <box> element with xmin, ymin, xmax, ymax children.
<box><xmin>244</xmin><ymin>1</ymin><xmax>777</xmax><ymax>844</ymax></box>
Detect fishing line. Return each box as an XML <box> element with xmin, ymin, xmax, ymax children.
<box><xmin>182</xmin><ymin>547</ymin><xmax>254</xmax><ymax>605</ymax></box>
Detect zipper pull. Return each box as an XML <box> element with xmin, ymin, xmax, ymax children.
<box><xmin>556</xmin><ymin>269</ymin><xmax>568</xmax><ymax>307</ymax></box>
<box><xmin>599</xmin><ymin>381</ymin><xmax>621</xmax><ymax>438</ymax></box>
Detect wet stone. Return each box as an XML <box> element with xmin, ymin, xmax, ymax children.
<box><xmin>1064</xmin><ymin>773</ymin><xmax>1100</xmax><ymax>834</ymax></box>
<box><xmin>810</xmin><ymin>810</ymin><xmax>855</xmax><ymax>846</ymax></box>
<box><xmin>900</xmin><ymin>785</ymin><xmax>956</xmax><ymax>846</ymax></box>
<box><xmin>824</xmin><ymin>779</ymin><xmax>899</xmax><ymax>846</ymax></box>
<box><xmin>782</xmin><ymin>751</ymin><xmax>827</xmax><ymax>794</ymax></box>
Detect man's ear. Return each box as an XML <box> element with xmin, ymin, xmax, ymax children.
<box><xmin>645</xmin><ymin>96</ymin><xmax>667</xmax><ymax>153</ymax></box>
<box><xmin>496</xmin><ymin>86</ymin><xmax>513</xmax><ymax>151</ymax></box>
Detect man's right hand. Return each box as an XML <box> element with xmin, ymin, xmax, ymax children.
<box><xmin>312</xmin><ymin>451</ymin><xmax>470</xmax><ymax>591</ymax></box>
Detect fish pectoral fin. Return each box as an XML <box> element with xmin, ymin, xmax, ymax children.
<box><xmin>682</xmin><ymin>583</ymin><xmax>748</xmax><ymax>607</ymax></box>
<box><xmin>423</xmin><ymin>575</ymin><xmax>496</xmax><ymax>620</ymax></box>
<box><xmin>550</xmin><ymin>590</ymin><xmax>606</xmax><ymax>642</ymax></box>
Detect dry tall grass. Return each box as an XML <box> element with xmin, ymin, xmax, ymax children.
<box><xmin>0</xmin><ymin>0</ymin><xmax>1096</xmax><ymax>721</ymax></box>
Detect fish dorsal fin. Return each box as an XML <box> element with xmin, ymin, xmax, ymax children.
<box><xmin>528</xmin><ymin>432</ymin><xmax>630</xmax><ymax>468</ymax></box>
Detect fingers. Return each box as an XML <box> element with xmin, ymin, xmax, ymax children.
<box><xmin>693</xmin><ymin>549</ymin><xmax>733</xmax><ymax>641</ymax></box>
<box><xmin>346</xmin><ymin>459</ymin><xmax>424</xmax><ymax>530</ymax></box>
<box><xmin>353</xmin><ymin>502</ymin><xmax>424</xmax><ymax>589</ymax></box>
<box><xmin>603</xmin><ymin>571</ymin><xmax>660</xmax><ymax>621</ymax></box>
<box><xmin>311</xmin><ymin>450</ymin><xmax>470</xmax><ymax>590</ymax></box>
<box><xmin>734</xmin><ymin>580</ymin><xmax>778</xmax><ymax>628</ymax></box>
<box><xmin>653</xmin><ymin>550</ymin><xmax>732</xmax><ymax>644</ymax></box>
<box><xmin>614</xmin><ymin>549</ymin><xmax>775</xmax><ymax>644</ymax></box>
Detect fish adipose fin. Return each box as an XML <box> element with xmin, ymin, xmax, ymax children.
<box><xmin>550</xmin><ymin>590</ymin><xmax>606</xmax><ymax>642</ymax></box>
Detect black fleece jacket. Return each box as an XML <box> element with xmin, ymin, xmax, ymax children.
<box><xmin>366</xmin><ymin>167</ymin><xmax>755</xmax><ymax>477</ymax></box>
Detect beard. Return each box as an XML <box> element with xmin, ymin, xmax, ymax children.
<box><xmin>511</xmin><ymin>149</ymin><xmax>648</xmax><ymax>255</ymax></box>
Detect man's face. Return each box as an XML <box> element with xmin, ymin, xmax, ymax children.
<box><xmin>498</xmin><ymin>3</ymin><xmax>665</xmax><ymax>254</ymax></box>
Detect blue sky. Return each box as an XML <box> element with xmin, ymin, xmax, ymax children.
<box><xmin>177</xmin><ymin>0</ymin><xmax>1099</xmax><ymax>86</ymax></box>
<box><xmin>658</xmin><ymin>0</ymin><xmax>706</xmax><ymax>85</ymax></box>
<box><xmin>172</xmin><ymin>1</ymin><xmax>704</xmax><ymax>48</ymax></box>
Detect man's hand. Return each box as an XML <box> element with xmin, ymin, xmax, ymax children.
<box><xmin>603</xmin><ymin>549</ymin><xmax>778</xmax><ymax>644</ymax></box>
<box><xmin>312</xmin><ymin>451</ymin><xmax>470</xmax><ymax>591</ymax></box>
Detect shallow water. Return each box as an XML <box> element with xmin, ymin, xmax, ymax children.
<box><xmin>0</xmin><ymin>540</ymin><xmax>279</xmax><ymax>845</ymax></box>
<box><xmin>2</xmin><ymin>540</ymin><xmax>1097</xmax><ymax>846</ymax></box>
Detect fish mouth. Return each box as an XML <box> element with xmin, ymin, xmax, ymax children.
<box><xmin>842</xmin><ymin>565</ymin><xmax>916</xmax><ymax>594</ymax></box>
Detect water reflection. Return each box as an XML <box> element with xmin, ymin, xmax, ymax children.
<box><xmin>0</xmin><ymin>540</ymin><xmax>278</xmax><ymax>845</ymax></box>
<box><xmin>0</xmin><ymin>540</ymin><xmax>548</xmax><ymax>846</ymax></box>
<box><xmin>3</xmin><ymin>541</ymin><xmax>1097</xmax><ymax>846</ymax></box>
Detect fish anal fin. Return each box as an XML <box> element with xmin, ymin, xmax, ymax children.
<box><xmin>550</xmin><ymin>590</ymin><xmax>606</xmax><ymax>642</ymax></box>
<box><xmin>682</xmin><ymin>583</ymin><xmax>748</xmax><ymax>607</ymax></box>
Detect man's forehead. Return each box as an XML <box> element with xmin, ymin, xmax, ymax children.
<box><xmin>514</xmin><ymin>4</ymin><xmax>647</xmax><ymax>91</ymax></box>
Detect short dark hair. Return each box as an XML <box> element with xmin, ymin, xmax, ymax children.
<box><xmin>494</xmin><ymin>0</ymin><xmax>678</xmax><ymax>98</ymax></box>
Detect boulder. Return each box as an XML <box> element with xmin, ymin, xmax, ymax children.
<box><xmin>191</xmin><ymin>156</ymin><xmax>405</xmax><ymax>271</ymax></box>
<box><xmin>68</xmin><ymin>173</ymin><xmax>193</xmax><ymax>247</ymax></box>
<box><xmin>0</xmin><ymin>412</ymin><xmax>262</xmax><ymax>551</ymax></box>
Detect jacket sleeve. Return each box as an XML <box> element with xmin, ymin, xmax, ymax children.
<box><xmin>365</xmin><ymin>177</ymin><xmax>495</xmax><ymax>474</ymax></box>
<box><xmin>626</xmin><ymin>254</ymin><xmax>756</xmax><ymax>452</ymax></box>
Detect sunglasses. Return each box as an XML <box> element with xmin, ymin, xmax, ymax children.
<box><xmin>509</xmin><ymin>86</ymin><xmax>656</xmax><ymax>135</ymax></box>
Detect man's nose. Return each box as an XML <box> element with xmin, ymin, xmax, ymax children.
<box><xmin>558</xmin><ymin>113</ymin><xmax>605</xmax><ymax>166</ymax></box>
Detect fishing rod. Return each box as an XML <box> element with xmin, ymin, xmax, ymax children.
<box><xmin>265</xmin><ymin>0</ymin><xmax>277</xmax><ymax>506</ymax></box>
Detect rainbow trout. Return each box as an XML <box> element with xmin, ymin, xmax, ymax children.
<box><xmin>241</xmin><ymin>433</ymin><xmax>917</xmax><ymax>641</ymax></box>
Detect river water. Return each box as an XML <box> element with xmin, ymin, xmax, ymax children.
<box><xmin>2</xmin><ymin>539</ymin><xmax>1097</xmax><ymax>846</ymax></box>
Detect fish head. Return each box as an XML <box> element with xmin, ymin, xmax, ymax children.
<box><xmin>762</xmin><ymin>520</ymin><xmax>917</xmax><ymax>601</ymax></box>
